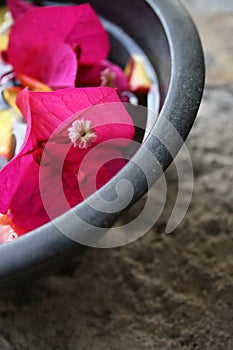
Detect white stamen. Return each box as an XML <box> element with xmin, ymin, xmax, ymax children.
<box><xmin>100</xmin><ymin>68</ymin><xmax>116</xmax><ymax>88</ymax></box>
<box><xmin>68</xmin><ymin>119</ymin><xmax>97</xmax><ymax>149</ymax></box>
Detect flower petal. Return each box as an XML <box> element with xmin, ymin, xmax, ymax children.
<box><xmin>7</xmin><ymin>0</ymin><xmax>35</xmax><ymax>21</ymax></box>
<box><xmin>0</xmin><ymin>87</ymin><xmax>134</xmax><ymax>231</ymax></box>
<box><xmin>77</xmin><ymin>60</ymin><xmax>129</xmax><ymax>93</ymax></box>
<box><xmin>16</xmin><ymin>87</ymin><xmax>135</xmax><ymax>145</ymax></box>
<box><xmin>7</xmin><ymin>4</ymin><xmax>110</xmax><ymax>73</ymax></box>
<box><xmin>39</xmin><ymin>146</ymin><xmax>126</xmax><ymax>227</ymax></box>
<box><xmin>13</xmin><ymin>43</ymin><xmax>78</xmax><ymax>89</ymax></box>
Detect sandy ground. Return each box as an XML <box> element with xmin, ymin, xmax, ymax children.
<box><xmin>0</xmin><ymin>1</ymin><xmax>233</xmax><ymax>349</ymax></box>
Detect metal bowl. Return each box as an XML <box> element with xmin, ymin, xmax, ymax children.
<box><xmin>0</xmin><ymin>0</ymin><xmax>205</xmax><ymax>289</ymax></box>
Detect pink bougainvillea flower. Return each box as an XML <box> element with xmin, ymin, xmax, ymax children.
<box><xmin>0</xmin><ymin>87</ymin><xmax>134</xmax><ymax>231</ymax></box>
<box><xmin>6</xmin><ymin>3</ymin><xmax>110</xmax><ymax>89</ymax></box>
<box><xmin>77</xmin><ymin>60</ymin><xmax>129</xmax><ymax>93</ymax></box>
<box><xmin>7</xmin><ymin>0</ymin><xmax>35</xmax><ymax>21</ymax></box>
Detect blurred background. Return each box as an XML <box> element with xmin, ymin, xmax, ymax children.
<box><xmin>0</xmin><ymin>1</ymin><xmax>232</xmax><ymax>349</ymax></box>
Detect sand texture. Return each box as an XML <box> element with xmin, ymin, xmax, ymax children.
<box><xmin>0</xmin><ymin>1</ymin><xmax>232</xmax><ymax>349</ymax></box>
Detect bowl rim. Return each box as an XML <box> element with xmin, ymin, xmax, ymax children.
<box><xmin>0</xmin><ymin>0</ymin><xmax>205</xmax><ymax>283</ymax></box>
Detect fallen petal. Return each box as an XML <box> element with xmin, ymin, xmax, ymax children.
<box><xmin>0</xmin><ymin>109</ymin><xmax>14</xmax><ymax>160</ymax></box>
<box><xmin>125</xmin><ymin>54</ymin><xmax>151</xmax><ymax>95</ymax></box>
<box><xmin>16</xmin><ymin>74</ymin><xmax>52</xmax><ymax>92</ymax></box>
<box><xmin>2</xmin><ymin>86</ymin><xmax>22</xmax><ymax>112</ymax></box>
